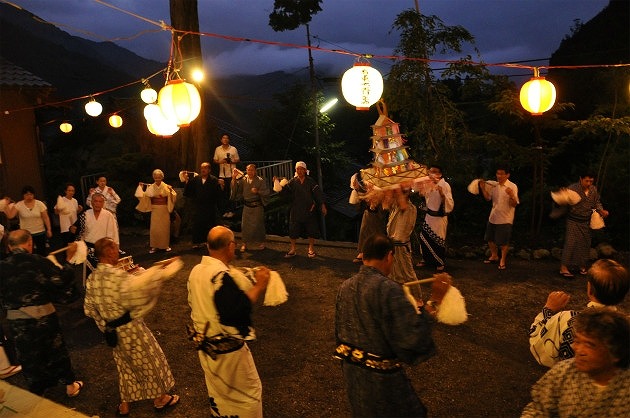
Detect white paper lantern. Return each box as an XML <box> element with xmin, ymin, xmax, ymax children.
<box><xmin>141</xmin><ymin>86</ymin><xmax>158</xmax><ymax>104</ymax></box>
<box><xmin>85</xmin><ymin>99</ymin><xmax>103</xmax><ymax>117</ymax></box>
<box><xmin>341</xmin><ymin>63</ymin><xmax>384</xmax><ymax>110</ymax></box>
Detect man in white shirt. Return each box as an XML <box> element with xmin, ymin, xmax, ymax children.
<box><xmin>73</xmin><ymin>193</ymin><xmax>119</xmax><ymax>246</ymax></box>
<box><xmin>213</xmin><ymin>133</ymin><xmax>240</xmax><ymax>219</ymax></box>
<box><xmin>479</xmin><ymin>166</ymin><xmax>519</xmax><ymax>270</ymax></box>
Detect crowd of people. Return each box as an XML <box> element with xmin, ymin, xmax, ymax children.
<box><xmin>0</xmin><ymin>144</ymin><xmax>626</xmax><ymax>417</ymax></box>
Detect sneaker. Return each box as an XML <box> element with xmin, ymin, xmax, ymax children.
<box><xmin>0</xmin><ymin>365</ymin><xmax>22</xmax><ymax>379</ymax></box>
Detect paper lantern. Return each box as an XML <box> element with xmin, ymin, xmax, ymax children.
<box><xmin>141</xmin><ymin>86</ymin><xmax>158</xmax><ymax>104</ymax></box>
<box><xmin>85</xmin><ymin>98</ymin><xmax>103</xmax><ymax>117</ymax></box>
<box><xmin>143</xmin><ymin>104</ymin><xmax>161</xmax><ymax>121</ymax></box>
<box><xmin>109</xmin><ymin>114</ymin><xmax>123</xmax><ymax>128</ymax></box>
<box><xmin>146</xmin><ymin>110</ymin><xmax>179</xmax><ymax>137</ymax></box>
<box><xmin>520</xmin><ymin>69</ymin><xmax>556</xmax><ymax>115</ymax></box>
<box><xmin>158</xmin><ymin>79</ymin><xmax>201</xmax><ymax>127</ymax></box>
<box><xmin>341</xmin><ymin>62</ymin><xmax>384</xmax><ymax>111</ymax></box>
<box><xmin>59</xmin><ymin>122</ymin><xmax>73</xmax><ymax>133</ymax></box>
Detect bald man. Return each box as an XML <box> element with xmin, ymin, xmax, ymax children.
<box><xmin>187</xmin><ymin>226</ymin><xmax>270</xmax><ymax>418</ymax></box>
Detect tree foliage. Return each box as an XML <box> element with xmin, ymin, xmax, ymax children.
<box><xmin>268</xmin><ymin>0</ymin><xmax>322</xmax><ymax>31</ymax></box>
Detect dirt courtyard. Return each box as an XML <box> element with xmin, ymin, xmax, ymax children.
<box><xmin>3</xmin><ymin>231</ymin><xmax>629</xmax><ymax>417</ymax></box>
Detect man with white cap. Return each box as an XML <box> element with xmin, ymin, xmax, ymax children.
<box><xmin>274</xmin><ymin>161</ymin><xmax>327</xmax><ymax>258</ymax></box>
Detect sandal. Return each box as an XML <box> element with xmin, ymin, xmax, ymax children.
<box><xmin>67</xmin><ymin>381</ymin><xmax>84</xmax><ymax>398</ymax></box>
<box><xmin>240</xmin><ymin>245</ymin><xmax>246</xmax><ymax>253</ymax></box>
<box><xmin>284</xmin><ymin>251</ymin><xmax>296</xmax><ymax>258</ymax></box>
<box><xmin>308</xmin><ymin>250</ymin><xmax>316</xmax><ymax>258</ymax></box>
<box><xmin>415</xmin><ymin>262</ymin><xmax>426</xmax><ymax>267</ymax></box>
<box><xmin>579</xmin><ymin>268</ymin><xmax>588</xmax><ymax>275</ymax></box>
<box><xmin>498</xmin><ymin>264</ymin><xmax>506</xmax><ymax>270</ymax></box>
<box><xmin>353</xmin><ymin>256</ymin><xmax>363</xmax><ymax>263</ymax></box>
<box><xmin>154</xmin><ymin>394</ymin><xmax>180</xmax><ymax>411</ymax></box>
<box><xmin>483</xmin><ymin>258</ymin><xmax>499</xmax><ymax>264</ymax></box>
<box><xmin>559</xmin><ymin>271</ymin><xmax>574</xmax><ymax>278</ymax></box>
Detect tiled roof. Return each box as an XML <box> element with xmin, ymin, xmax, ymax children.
<box><xmin>0</xmin><ymin>57</ymin><xmax>51</xmax><ymax>87</ymax></box>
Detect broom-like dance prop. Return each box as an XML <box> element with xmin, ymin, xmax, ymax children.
<box><xmin>403</xmin><ymin>273</ymin><xmax>468</xmax><ymax>325</ymax></box>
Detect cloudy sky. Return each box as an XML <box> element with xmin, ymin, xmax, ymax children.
<box><xmin>8</xmin><ymin>0</ymin><xmax>610</xmax><ymax>79</ymax></box>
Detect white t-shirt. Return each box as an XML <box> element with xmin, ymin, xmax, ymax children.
<box><xmin>15</xmin><ymin>200</ymin><xmax>47</xmax><ymax>234</ymax></box>
<box><xmin>55</xmin><ymin>196</ymin><xmax>80</xmax><ymax>232</ymax></box>
<box><xmin>213</xmin><ymin>145</ymin><xmax>239</xmax><ymax>178</ymax></box>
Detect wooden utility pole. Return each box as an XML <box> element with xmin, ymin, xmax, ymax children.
<box><xmin>169</xmin><ymin>0</ymin><xmax>209</xmax><ymax>170</ymax></box>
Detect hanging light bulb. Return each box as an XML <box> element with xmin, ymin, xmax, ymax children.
<box><xmin>109</xmin><ymin>114</ymin><xmax>123</xmax><ymax>128</ymax></box>
<box><xmin>520</xmin><ymin>68</ymin><xmax>556</xmax><ymax>115</ymax></box>
<box><xmin>59</xmin><ymin>122</ymin><xmax>73</xmax><ymax>133</ymax></box>
<box><xmin>141</xmin><ymin>85</ymin><xmax>158</xmax><ymax>104</ymax></box>
<box><xmin>85</xmin><ymin>97</ymin><xmax>103</xmax><ymax>117</ymax></box>
<box><xmin>341</xmin><ymin>61</ymin><xmax>384</xmax><ymax>111</ymax></box>
<box><xmin>158</xmin><ymin>79</ymin><xmax>201</xmax><ymax>127</ymax></box>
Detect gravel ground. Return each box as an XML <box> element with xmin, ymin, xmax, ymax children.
<box><xmin>3</xmin><ymin>230</ymin><xmax>629</xmax><ymax>418</ymax></box>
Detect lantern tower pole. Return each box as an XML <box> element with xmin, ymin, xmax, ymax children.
<box><xmin>306</xmin><ymin>23</ymin><xmax>327</xmax><ymax>240</ymax></box>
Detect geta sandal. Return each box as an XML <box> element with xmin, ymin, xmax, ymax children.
<box><xmin>67</xmin><ymin>381</ymin><xmax>83</xmax><ymax>398</ymax></box>
<box><xmin>154</xmin><ymin>394</ymin><xmax>180</xmax><ymax>411</ymax></box>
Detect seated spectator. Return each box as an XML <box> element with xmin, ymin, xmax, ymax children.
<box><xmin>522</xmin><ymin>308</ymin><xmax>629</xmax><ymax>417</ymax></box>
<box><xmin>529</xmin><ymin>259</ymin><xmax>629</xmax><ymax>367</ymax></box>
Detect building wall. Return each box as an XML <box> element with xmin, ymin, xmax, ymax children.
<box><xmin>0</xmin><ymin>88</ymin><xmax>45</xmax><ymax>200</ymax></box>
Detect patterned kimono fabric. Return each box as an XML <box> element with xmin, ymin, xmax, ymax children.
<box><xmin>85</xmin><ymin>265</ymin><xmax>174</xmax><ymax>402</ymax></box>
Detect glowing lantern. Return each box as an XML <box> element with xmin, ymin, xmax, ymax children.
<box><xmin>85</xmin><ymin>98</ymin><xmax>103</xmax><ymax>117</ymax></box>
<box><xmin>109</xmin><ymin>114</ymin><xmax>123</xmax><ymax>128</ymax></box>
<box><xmin>341</xmin><ymin>62</ymin><xmax>384</xmax><ymax>111</ymax></box>
<box><xmin>59</xmin><ymin>122</ymin><xmax>73</xmax><ymax>133</ymax></box>
<box><xmin>146</xmin><ymin>109</ymin><xmax>179</xmax><ymax>137</ymax></box>
<box><xmin>519</xmin><ymin>68</ymin><xmax>556</xmax><ymax>115</ymax></box>
<box><xmin>158</xmin><ymin>79</ymin><xmax>201</xmax><ymax>127</ymax></box>
<box><xmin>143</xmin><ymin>104</ymin><xmax>161</xmax><ymax>121</ymax></box>
<box><xmin>141</xmin><ymin>86</ymin><xmax>158</xmax><ymax>104</ymax></box>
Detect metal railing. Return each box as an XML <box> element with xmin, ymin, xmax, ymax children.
<box><xmin>242</xmin><ymin>160</ymin><xmax>293</xmax><ymax>191</ymax></box>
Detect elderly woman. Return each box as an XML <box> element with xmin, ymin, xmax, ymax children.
<box><xmin>136</xmin><ymin>170</ymin><xmax>176</xmax><ymax>253</ymax></box>
<box><xmin>5</xmin><ymin>186</ymin><xmax>52</xmax><ymax>255</ymax></box>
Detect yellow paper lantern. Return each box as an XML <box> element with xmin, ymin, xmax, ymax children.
<box><xmin>158</xmin><ymin>79</ymin><xmax>201</xmax><ymax>127</ymax></box>
<box><xmin>84</xmin><ymin>98</ymin><xmax>103</xmax><ymax>117</ymax></box>
<box><xmin>341</xmin><ymin>62</ymin><xmax>384</xmax><ymax>111</ymax></box>
<box><xmin>519</xmin><ymin>69</ymin><xmax>556</xmax><ymax>115</ymax></box>
<box><xmin>59</xmin><ymin>122</ymin><xmax>73</xmax><ymax>133</ymax></box>
<box><xmin>109</xmin><ymin>114</ymin><xmax>123</xmax><ymax>128</ymax></box>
